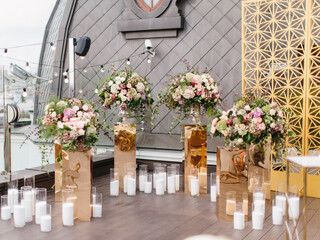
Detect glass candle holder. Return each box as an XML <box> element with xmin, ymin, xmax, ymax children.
<box><xmin>248</xmin><ymin>169</ymin><xmax>259</xmax><ymax>192</ymax></box>
<box><xmin>272</xmin><ymin>199</ymin><xmax>283</xmax><ymax>225</ymax></box>
<box><xmin>14</xmin><ymin>190</ymin><xmax>25</xmax><ymax>228</ymax></box>
<box><xmin>189</xmin><ymin>168</ymin><xmax>199</xmax><ymax>197</ymax></box>
<box><xmin>226</xmin><ymin>191</ymin><xmax>236</xmax><ymax>215</ymax></box>
<box><xmin>21</xmin><ymin>186</ymin><xmax>33</xmax><ymax>223</ymax></box>
<box><xmin>92</xmin><ymin>193</ymin><xmax>102</xmax><ymax>218</ymax></box>
<box><xmin>252</xmin><ymin>202</ymin><xmax>264</xmax><ymax>230</ymax></box>
<box><xmin>171</xmin><ymin>164</ymin><xmax>180</xmax><ymax>191</ymax></box>
<box><xmin>167</xmin><ymin>166</ymin><xmax>176</xmax><ymax>194</ymax></box>
<box><xmin>160</xmin><ymin>164</ymin><xmax>167</xmax><ymax>191</ymax></box>
<box><xmin>253</xmin><ymin>188</ymin><xmax>265</xmax><ymax>218</ymax></box>
<box><xmin>1</xmin><ymin>195</ymin><xmax>11</xmax><ymax>221</ymax></box>
<box><xmin>41</xmin><ymin>204</ymin><xmax>52</xmax><ymax>232</ymax></box>
<box><xmin>155</xmin><ymin>166</ymin><xmax>165</xmax><ymax>196</ymax></box>
<box><xmin>242</xmin><ymin>192</ymin><xmax>248</xmax><ymax>215</ymax></box>
<box><xmin>288</xmin><ymin>185</ymin><xmax>300</xmax><ymax>220</ymax></box>
<box><xmin>35</xmin><ymin>188</ymin><xmax>47</xmax><ymax>224</ymax></box>
<box><xmin>153</xmin><ymin>163</ymin><xmax>161</xmax><ymax>189</ymax></box>
<box><xmin>144</xmin><ymin>173</ymin><xmax>152</xmax><ymax>194</ymax></box>
<box><xmin>24</xmin><ymin>175</ymin><xmax>35</xmax><ymax>188</ymax></box>
<box><xmin>7</xmin><ymin>172</ymin><xmax>18</xmax><ymax>214</ymax></box>
<box><xmin>126</xmin><ymin>167</ymin><xmax>136</xmax><ymax>196</ymax></box>
<box><xmin>210</xmin><ymin>172</ymin><xmax>217</xmax><ymax>202</ymax></box>
<box><xmin>234</xmin><ymin>203</ymin><xmax>245</xmax><ymax>230</ymax></box>
<box><xmin>139</xmin><ymin>165</ymin><xmax>148</xmax><ymax>192</ymax></box>
<box><xmin>275</xmin><ymin>182</ymin><xmax>286</xmax><ymax>216</ymax></box>
<box><xmin>253</xmin><ymin>187</ymin><xmax>265</xmax><ymax>202</ymax></box>
<box><xmin>110</xmin><ymin>168</ymin><xmax>119</xmax><ymax>197</ymax></box>
<box><xmin>262</xmin><ymin>170</ymin><xmax>271</xmax><ymax>199</ymax></box>
<box><xmin>62</xmin><ymin>189</ymin><xmax>76</xmax><ymax>226</ymax></box>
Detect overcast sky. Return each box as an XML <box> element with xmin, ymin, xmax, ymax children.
<box><xmin>0</xmin><ymin>0</ymin><xmax>56</xmax><ymax>73</ymax></box>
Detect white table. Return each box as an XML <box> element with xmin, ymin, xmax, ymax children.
<box><xmin>286</xmin><ymin>156</ymin><xmax>320</xmax><ymax>240</ymax></box>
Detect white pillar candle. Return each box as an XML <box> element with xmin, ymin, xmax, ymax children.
<box><xmin>92</xmin><ymin>204</ymin><xmax>102</xmax><ymax>218</ymax></box>
<box><xmin>234</xmin><ymin>211</ymin><xmax>245</xmax><ymax>230</ymax></box>
<box><xmin>110</xmin><ymin>180</ymin><xmax>119</xmax><ymax>196</ymax></box>
<box><xmin>210</xmin><ymin>185</ymin><xmax>216</xmax><ymax>202</ymax></box>
<box><xmin>35</xmin><ymin>201</ymin><xmax>47</xmax><ymax>224</ymax></box>
<box><xmin>226</xmin><ymin>199</ymin><xmax>236</xmax><ymax>215</ymax></box>
<box><xmin>153</xmin><ymin>173</ymin><xmax>156</xmax><ymax>189</ymax></box>
<box><xmin>167</xmin><ymin>175</ymin><xmax>176</xmax><ymax>194</ymax></box>
<box><xmin>253</xmin><ymin>192</ymin><xmax>264</xmax><ymax>201</ymax></box>
<box><xmin>32</xmin><ymin>189</ymin><xmax>35</xmax><ymax>216</ymax></box>
<box><xmin>139</xmin><ymin>175</ymin><xmax>147</xmax><ymax>192</ymax></box>
<box><xmin>159</xmin><ymin>172</ymin><xmax>166</xmax><ymax>191</ymax></box>
<box><xmin>156</xmin><ymin>178</ymin><xmax>164</xmax><ymax>195</ymax></box>
<box><xmin>40</xmin><ymin>215</ymin><xmax>51</xmax><ymax>232</ymax></box>
<box><xmin>127</xmin><ymin>178</ymin><xmax>136</xmax><ymax>196</ymax></box>
<box><xmin>276</xmin><ymin>195</ymin><xmax>286</xmax><ymax>216</ymax></box>
<box><xmin>14</xmin><ymin>205</ymin><xmax>25</xmax><ymax>227</ymax></box>
<box><xmin>289</xmin><ymin>197</ymin><xmax>300</xmax><ymax>219</ymax></box>
<box><xmin>123</xmin><ymin>176</ymin><xmax>128</xmax><ymax>193</ymax></box>
<box><xmin>144</xmin><ymin>182</ymin><xmax>152</xmax><ymax>194</ymax></box>
<box><xmin>62</xmin><ymin>202</ymin><xmax>74</xmax><ymax>226</ymax></box>
<box><xmin>23</xmin><ymin>199</ymin><xmax>33</xmax><ymax>222</ymax></box>
<box><xmin>190</xmin><ymin>178</ymin><xmax>199</xmax><ymax>196</ymax></box>
<box><xmin>252</xmin><ymin>211</ymin><xmax>264</xmax><ymax>230</ymax></box>
<box><xmin>175</xmin><ymin>175</ymin><xmax>180</xmax><ymax>191</ymax></box>
<box><xmin>254</xmin><ymin>200</ymin><xmax>265</xmax><ymax>217</ymax></box>
<box><xmin>1</xmin><ymin>206</ymin><xmax>11</xmax><ymax>220</ymax></box>
<box><xmin>272</xmin><ymin>206</ymin><xmax>283</xmax><ymax>225</ymax></box>
<box><xmin>8</xmin><ymin>189</ymin><xmax>18</xmax><ymax>213</ymax></box>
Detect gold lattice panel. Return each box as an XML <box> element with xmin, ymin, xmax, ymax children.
<box><xmin>242</xmin><ymin>0</ymin><xmax>320</xmax><ymax>197</ymax></box>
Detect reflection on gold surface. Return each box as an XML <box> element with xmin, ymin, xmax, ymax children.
<box><xmin>184</xmin><ymin>125</ymin><xmax>207</xmax><ymax>194</ymax></box>
<box><xmin>114</xmin><ymin>123</ymin><xmax>136</xmax><ymax>193</ymax></box>
<box><xmin>54</xmin><ymin>144</ymin><xmax>92</xmax><ymax>221</ymax></box>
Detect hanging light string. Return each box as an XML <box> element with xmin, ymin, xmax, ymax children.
<box><xmin>0</xmin><ymin>39</ymin><xmax>63</xmax><ymax>50</ymax></box>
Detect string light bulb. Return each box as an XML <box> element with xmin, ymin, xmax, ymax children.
<box><xmin>80</xmin><ymin>56</ymin><xmax>85</xmax><ymax>60</ymax></box>
<box><xmin>26</xmin><ymin>62</ymin><xmax>30</xmax><ymax>71</ymax></box>
<box><xmin>48</xmin><ymin>80</ymin><xmax>53</xmax><ymax>84</ymax></box>
<box><xmin>147</xmin><ymin>58</ymin><xmax>151</xmax><ymax>64</ymax></box>
<box><xmin>100</xmin><ymin>65</ymin><xmax>105</xmax><ymax>73</ymax></box>
<box><xmin>83</xmin><ymin>69</ymin><xmax>87</xmax><ymax>73</ymax></box>
<box><xmin>22</xmin><ymin>88</ymin><xmax>27</xmax><ymax>97</ymax></box>
<box><xmin>63</xmin><ymin>69</ymin><xmax>68</xmax><ymax>76</ymax></box>
<box><xmin>95</xmin><ymin>88</ymin><xmax>99</xmax><ymax>93</ymax></box>
<box><xmin>126</xmin><ymin>58</ymin><xmax>131</xmax><ymax>65</ymax></box>
<box><xmin>3</xmin><ymin>48</ymin><xmax>7</xmax><ymax>57</ymax></box>
<box><xmin>79</xmin><ymin>89</ymin><xmax>83</xmax><ymax>94</ymax></box>
<box><xmin>50</xmin><ymin>42</ymin><xmax>56</xmax><ymax>51</ymax></box>
<box><xmin>64</xmin><ymin>76</ymin><xmax>69</xmax><ymax>83</ymax></box>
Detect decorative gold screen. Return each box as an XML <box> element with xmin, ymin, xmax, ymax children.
<box><xmin>242</xmin><ymin>0</ymin><xmax>320</xmax><ymax>197</ymax></box>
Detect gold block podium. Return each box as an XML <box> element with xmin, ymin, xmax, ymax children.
<box><xmin>114</xmin><ymin>123</ymin><xmax>136</xmax><ymax>192</ymax></box>
<box><xmin>184</xmin><ymin>124</ymin><xmax>207</xmax><ymax>194</ymax></box>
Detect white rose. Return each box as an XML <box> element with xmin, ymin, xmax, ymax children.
<box><xmin>270</xmin><ymin>123</ymin><xmax>276</xmax><ymax>128</ymax></box>
<box><xmin>121</xmin><ymin>95</ymin><xmax>127</xmax><ymax>102</ymax></box>
<box><xmin>87</xmin><ymin>127</ymin><xmax>96</xmax><ymax>135</ymax></box>
<box><xmin>120</xmin><ymin>77</ymin><xmax>125</xmax><ymax>82</ymax></box>
<box><xmin>82</xmin><ymin>104</ymin><xmax>89</xmax><ymax>111</ymax></box>
<box><xmin>270</xmin><ymin>109</ymin><xmax>276</xmax><ymax>116</ymax></box>
<box><xmin>202</xmin><ymin>78</ymin><xmax>208</xmax><ymax>84</ymax></box>
<box><xmin>212</xmin><ymin>86</ymin><xmax>218</xmax><ymax>93</ymax></box>
<box><xmin>182</xmin><ymin>89</ymin><xmax>195</xmax><ymax>99</ymax></box>
<box><xmin>135</xmin><ymin>93</ymin><xmax>141</xmax><ymax>100</ymax></box>
<box><xmin>244</xmin><ymin>105</ymin><xmax>250</xmax><ymax>111</ymax></box>
<box><xmin>201</xmin><ymin>94</ymin><xmax>205</xmax><ymax>99</ymax></box>
<box><xmin>116</xmin><ymin>101</ymin><xmax>120</xmax><ymax>105</ymax></box>
<box><xmin>51</xmin><ymin>111</ymin><xmax>57</xmax><ymax>117</ymax></box>
<box><xmin>57</xmin><ymin>101</ymin><xmax>67</xmax><ymax>108</ymax></box>
<box><xmin>194</xmin><ymin>75</ymin><xmax>202</xmax><ymax>83</ymax></box>
<box><xmin>77</xmin><ymin>111</ymin><xmax>83</xmax><ymax>117</ymax></box>
<box><xmin>252</xmin><ymin>118</ymin><xmax>258</xmax><ymax>124</ymax></box>
<box><xmin>108</xmin><ymin>81</ymin><xmax>113</xmax><ymax>86</ymax></box>
<box><xmin>237</xmin><ymin>138</ymin><xmax>243</xmax><ymax>145</ymax></box>
<box><xmin>116</xmin><ymin>80</ymin><xmax>121</xmax><ymax>85</ymax></box>
<box><xmin>136</xmin><ymin>82</ymin><xmax>145</xmax><ymax>93</ymax></box>
<box><xmin>73</xmin><ymin>106</ymin><xmax>79</xmax><ymax>111</ymax></box>
<box><xmin>207</xmin><ymin>85</ymin><xmax>211</xmax><ymax>90</ymax></box>
<box><xmin>111</xmin><ymin>84</ymin><xmax>119</xmax><ymax>94</ymax></box>
<box><xmin>57</xmin><ymin>122</ymin><xmax>64</xmax><ymax>129</ymax></box>
<box><xmin>78</xmin><ymin>129</ymin><xmax>85</xmax><ymax>136</ymax></box>
<box><xmin>186</xmin><ymin>72</ymin><xmax>194</xmax><ymax>80</ymax></box>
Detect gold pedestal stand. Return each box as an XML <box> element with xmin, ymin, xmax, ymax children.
<box><xmin>184</xmin><ymin>124</ymin><xmax>207</xmax><ymax>194</ymax></box>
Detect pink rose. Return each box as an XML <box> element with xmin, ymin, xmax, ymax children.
<box><xmin>258</xmin><ymin>123</ymin><xmax>266</xmax><ymax>131</ymax></box>
<box><xmin>70</xmin><ymin>118</ymin><xmax>78</xmax><ymax>122</ymax></box>
<box><xmin>120</xmin><ymin>84</ymin><xmax>126</xmax><ymax>89</ymax></box>
<box><xmin>196</xmin><ymin>91</ymin><xmax>201</xmax><ymax>96</ymax></box>
<box><xmin>187</xmin><ymin>86</ymin><xmax>193</xmax><ymax>90</ymax></box>
<box><xmin>211</xmin><ymin>118</ymin><xmax>219</xmax><ymax>127</ymax></box>
<box><xmin>121</xmin><ymin>89</ymin><xmax>127</xmax><ymax>95</ymax></box>
<box><xmin>191</xmin><ymin>79</ymin><xmax>196</xmax><ymax>85</ymax></box>
<box><xmin>195</xmin><ymin>83</ymin><xmax>202</xmax><ymax>89</ymax></box>
<box><xmin>256</xmin><ymin>117</ymin><xmax>262</xmax><ymax>124</ymax></box>
<box><xmin>74</xmin><ymin>121</ymin><xmax>85</xmax><ymax>129</ymax></box>
<box><xmin>242</xmin><ymin>115</ymin><xmax>248</xmax><ymax>123</ymax></box>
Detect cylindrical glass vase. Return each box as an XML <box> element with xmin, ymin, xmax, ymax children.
<box><xmin>110</xmin><ymin>168</ymin><xmax>119</xmax><ymax>197</ymax></box>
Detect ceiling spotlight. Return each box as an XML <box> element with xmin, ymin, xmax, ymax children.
<box><xmin>3</xmin><ymin>48</ymin><xmax>7</xmax><ymax>57</ymax></box>
<box><xmin>50</xmin><ymin>42</ymin><xmax>56</xmax><ymax>51</ymax></box>
<box><xmin>100</xmin><ymin>65</ymin><xmax>105</xmax><ymax>73</ymax></box>
<box><xmin>126</xmin><ymin>58</ymin><xmax>131</xmax><ymax>65</ymax></box>
<box><xmin>22</xmin><ymin>88</ymin><xmax>27</xmax><ymax>97</ymax></box>
<box><xmin>95</xmin><ymin>88</ymin><xmax>99</xmax><ymax>94</ymax></box>
<box><xmin>25</xmin><ymin>62</ymin><xmax>30</xmax><ymax>72</ymax></box>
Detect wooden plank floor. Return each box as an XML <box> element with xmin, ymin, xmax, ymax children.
<box><xmin>1</xmin><ymin>174</ymin><xmax>320</xmax><ymax>240</ymax></box>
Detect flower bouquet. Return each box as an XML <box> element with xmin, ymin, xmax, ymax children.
<box><xmin>39</xmin><ymin>98</ymin><xmax>99</xmax><ymax>151</ymax></box>
<box><xmin>210</xmin><ymin>93</ymin><xmax>292</xmax><ymax>153</ymax></box>
<box><xmin>159</xmin><ymin>69</ymin><xmax>220</xmax><ymax>128</ymax></box>
<box><xmin>97</xmin><ymin>68</ymin><xmax>154</xmax><ymax>122</ymax></box>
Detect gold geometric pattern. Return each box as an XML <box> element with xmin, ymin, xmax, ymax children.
<box><xmin>242</xmin><ymin>0</ymin><xmax>320</xmax><ymax>196</ymax></box>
